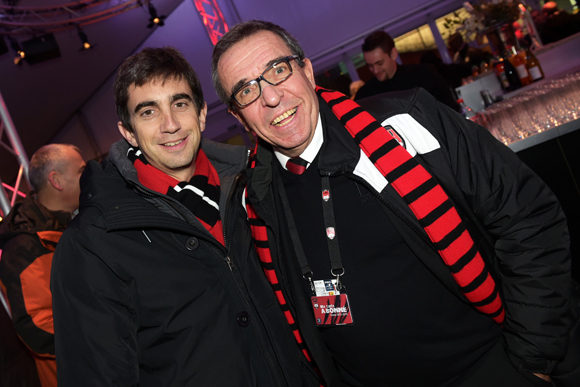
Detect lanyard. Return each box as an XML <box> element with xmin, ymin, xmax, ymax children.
<box><xmin>276</xmin><ymin>172</ymin><xmax>344</xmax><ymax>292</ymax></box>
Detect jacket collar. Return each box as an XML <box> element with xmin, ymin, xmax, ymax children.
<box><xmin>80</xmin><ymin>138</ymin><xmax>248</xmax><ymax>233</ymax></box>
<box><xmin>0</xmin><ymin>195</ymin><xmax>70</xmax><ymax>246</ymax></box>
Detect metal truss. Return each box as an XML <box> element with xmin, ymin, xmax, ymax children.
<box><xmin>0</xmin><ymin>0</ymin><xmax>142</xmax><ymax>35</ymax></box>
<box><xmin>0</xmin><ymin>90</ymin><xmax>30</xmax><ymax>217</ymax></box>
<box><xmin>192</xmin><ymin>0</ymin><xmax>228</xmax><ymax>45</ymax></box>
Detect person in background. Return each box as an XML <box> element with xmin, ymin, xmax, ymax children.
<box><xmin>355</xmin><ymin>30</ymin><xmax>460</xmax><ymax>111</ymax></box>
<box><xmin>419</xmin><ymin>50</ymin><xmax>471</xmax><ymax>90</ymax></box>
<box><xmin>447</xmin><ymin>32</ymin><xmax>492</xmax><ymax>70</ymax></box>
<box><xmin>0</xmin><ymin>143</ymin><xmax>86</xmax><ymax>387</ymax></box>
<box><xmin>212</xmin><ymin>19</ymin><xmax>579</xmax><ymax>386</ymax></box>
<box><xmin>50</xmin><ymin>47</ymin><xmax>322</xmax><ymax>386</ymax></box>
<box><xmin>349</xmin><ymin>80</ymin><xmax>365</xmax><ymax>100</ymax></box>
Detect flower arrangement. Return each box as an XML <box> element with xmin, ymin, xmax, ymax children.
<box><xmin>445</xmin><ymin>1</ymin><xmax>522</xmax><ymax>39</ymax></box>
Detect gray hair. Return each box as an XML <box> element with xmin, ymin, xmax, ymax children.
<box><xmin>211</xmin><ymin>20</ymin><xmax>305</xmax><ymax>109</ymax></box>
<box><xmin>28</xmin><ymin>144</ymin><xmax>81</xmax><ymax>191</ymax></box>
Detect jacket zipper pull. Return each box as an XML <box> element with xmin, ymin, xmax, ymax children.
<box><xmin>225</xmin><ymin>256</ymin><xmax>234</xmax><ymax>271</ymax></box>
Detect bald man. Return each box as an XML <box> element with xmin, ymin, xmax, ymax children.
<box><xmin>0</xmin><ymin>144</ymin><xmax>85</xmax><ymax>387</ymax></box>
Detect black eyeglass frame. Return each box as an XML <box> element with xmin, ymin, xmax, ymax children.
<box><xmin>230</xmin><ymin>55</ymin><xmax>301</xmax><ymax>107</ymax></box>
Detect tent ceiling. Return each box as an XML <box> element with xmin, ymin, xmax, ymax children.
<box><xmin>0</xmin><ymin>0</ymin><xmax>463</xmax><ymax>190</ymax></box>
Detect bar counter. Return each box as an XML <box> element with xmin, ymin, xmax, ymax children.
<box><xmin>476</xmin><ymin>64</ymin><xmax>580</xmax><ymax>281</ymax></box>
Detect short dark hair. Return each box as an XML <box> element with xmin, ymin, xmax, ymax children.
<box><xmin>29</xmin><ymin>144</ymin><xmax>81</xmax><ymax>191</ymax></box>
<box><xmin>211</xmin><ymin>20</ymin><xmax>305</xmax><ymax>109</ymax></box>
<box><xmin>362</xmin><ymin>30</ymin><xmax>395</xmax><ymax>54</ymax></box>
<box><xmin>114</xmin><ymin>47</ymin><xmax>204</xmax><ymax>132</ymax></box>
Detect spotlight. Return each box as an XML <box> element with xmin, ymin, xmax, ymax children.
<box><xmin>9</xmin><ymin>38</ymin><xmax>25</xmax><ymax>66</ymax></box>
<box><xmin>77</xmin><ymin>26</ymin><xmax>93</xmax><ymax>50</ymax></box>
<box><xmin>146</xmin><ymin>3</ymin><xmax>166</xmax><ymax>28</ymax></box>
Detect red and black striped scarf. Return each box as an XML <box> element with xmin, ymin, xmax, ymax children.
<box><xmin>316</xmin><ymin>87</ymin><xmax>504</xmax><ymax>324</ymax></box>
<box><xmin>128</xmin><ymin>146</ymin><xmax>224</xmax><ymax>245</ymax></box>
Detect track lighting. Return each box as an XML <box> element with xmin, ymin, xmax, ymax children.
<box><xmin>77</xmin><ymin>26</ymin><xmax>93</xmax><ymax>50</ymax></box>
<box><xmin>147</xmin><ymin>3</ymin><xmax>166</xmax><ymax>28</ymax></box>
<box><xmin>9</xmin><ymin>38</ymin><xmax>25</xmax><ymax>66</ymax></box>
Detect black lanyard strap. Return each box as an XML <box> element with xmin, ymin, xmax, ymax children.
<box><xmin>276</xmin><ymin>172</ymin><xmax>345</xmax><ymax>290</ymax></box>
<box><xmin>320</xmin><ymin>175</ymin><xmax>344</xmax><ymax>287</ymax></box>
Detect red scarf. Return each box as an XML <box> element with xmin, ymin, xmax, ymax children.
<box><xmin>316</xmin><ymin>87</ymin><xmax>504</xmax><ymax>324</ymax></box>
<box><xmin>128</xmin><ymin>147</ymin><xmax>225</xmax><ymax>245</ymax></box>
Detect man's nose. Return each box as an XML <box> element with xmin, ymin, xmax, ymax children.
<box><xmin>162</xmin><ymin>110</ymin><xmax>180</xmax><ymax>132</ymax></box>
<box><xmin>260</xmin><ymin>83</ymin><xmax>282</xmax><ymax>107</ymax></box>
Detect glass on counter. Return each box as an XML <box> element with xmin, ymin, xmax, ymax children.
<box><xmin>474</xmin><ymin>71</ymin><xmax>580</xmax><ymax>145</ymax></box>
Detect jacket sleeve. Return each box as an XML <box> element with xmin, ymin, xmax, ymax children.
<box><xmin>51</xmin><ymin>223</ymin><xmax>139</xmax><ymax>386</ymax></box>
<box><xmin>413</xmin><ymin>89</ymin><xmax>572</xmax><ymax>374</ymax></box>
<box><xmin>0</xmin><ymin>233</ymin><xmax>56</xmax><ymax>356</ymax></box>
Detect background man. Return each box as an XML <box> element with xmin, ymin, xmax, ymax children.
<box><xmin>51</xmin><ymin>47</ymin><xmax>319</xmax><ymax>386</ymax></box>
<box><xmin>212</xmin><ymin>20</ymin><xmax>578</xmax><ymax>386</ymax></box>
<box><xmin>0</xmin><ymin>143</ymin><xmax>86</xmax><ymax>387</ymax></box>
<box><xmin>355</xmin><ymin>30</ymin><xmax>460</xmax><ymax>112</ymax></box>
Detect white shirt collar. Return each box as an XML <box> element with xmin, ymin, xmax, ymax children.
<box><xmin>275</xmin><ymin>113</ymin><xmax>323</xmax><ymax>170</ymax></box>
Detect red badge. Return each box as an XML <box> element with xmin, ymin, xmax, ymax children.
<box><xmin>322</xmin><ymin>190</ymin><xmax>330</xmax><ymax>201</ymax></box>
<box><xmin>311</xmin><ymin>294</ymin><xmax>354</xmax><ymax>326</ymax></box>
<box><xmin>385</xmin><ymin>125</ymin><xmax>405</xmax><ymax>149</ymax></box>
<box><xmin>326</xmin><ymin>227</ymin><xmax>335</xmax><ymax>240</ymax></box>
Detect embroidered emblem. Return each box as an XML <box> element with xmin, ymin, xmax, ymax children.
<box><xmin>322</xmin><ymin>190</ymin><xmax>330</xmax><ymax>201</ymax></box>
<box><xmin>326</xmin><ymin>227</ymin><xmax>336</xmax><ymax>240</ymax></box>
<box><xmin>384</xmin><ymin>125</ymin><xmax>406</xmax><ymax>149</ymax></box>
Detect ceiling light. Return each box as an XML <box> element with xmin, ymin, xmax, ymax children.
<box><xmin>77</xmin><ymin>26</ymin><xmax>93</xmax><ymax>50</ymax></box>
<box><xmin>147</xmin><ymin>3</ymin><xmax>166</xmax><ymax>28</ymax></box>
<box><xmin>9</xmin><ymin>38</ymin><xmax>24</xmax><ymax>66</ymax></box>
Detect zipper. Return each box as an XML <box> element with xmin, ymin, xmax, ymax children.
<box><xmin>222</xmin><ymin>171</ymin><xmax>287</xmax><ymax>383</ymax></box>
<box><xmin>135</xmin><ymin>180</ymin><xmax>239</xmax><ymax>278</ymax></box>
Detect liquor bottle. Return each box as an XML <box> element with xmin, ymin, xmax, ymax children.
<box><xmin>495</xmin><ymin>57</ymin><xmax>517</xmax><ymax>91</ymax></box>
<box><xmin>525</xmin><ymin>49</ymin><xmax>544</xmax><ymax>81</ymax></box>
<box><xmin>457</xmin><ymin>99</ymin><xmax>476</xmax><ymax>120</ymax></box>
<box><xmin>502</xmin><ymin>55</ymin><xmax>523</xmax><ymax>90</ymax></box>
<box><xmin>508</xmin><ymin>46</ymin><xmax>531</xmax><ymax>86</ymax></box>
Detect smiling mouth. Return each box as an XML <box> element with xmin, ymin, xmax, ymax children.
<box><xmin>162</xmin><ymin>138</ymin><xmax>185</xmax><ymax>147</ymax></box>
<box><xmin>271</xmin><ymin>107</ymin><xmax>297</xmax><ymax>126</ymax></box>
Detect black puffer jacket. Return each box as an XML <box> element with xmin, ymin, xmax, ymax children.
<box><xmin>245</xmin><ymin>89</ymin><xmax>573</xmax><ymax>383</ymax></box>
<box><xmin>51</xmin><ymin>138</ymin><xmax>321</xmax><ymax>386</ymax></box>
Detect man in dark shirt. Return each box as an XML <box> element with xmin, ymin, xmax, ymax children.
<box><xmin>356</xmin><ymin>30</ymin><xmax>460</xmax><ymax>112</ymax></box>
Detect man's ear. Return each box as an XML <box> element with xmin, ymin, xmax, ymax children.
<box><xmin>302</xmin><ymin>58</ymin><xmax>316</xmax><ymax>89</ymax></box>
<box><xmin>118</xmin><ymin>121</ymin><xmax>138</xmax><ymax>147</ymax></box>
<box><xmin>390</xmin><ymin>47</ymin><xmax>399</xmax><ymax>61</ymax></box>
<box><xmin>47</xmin><ymin>171</ymin><xmax>63</xmax><ymax>191</ymax></box>
<box><xmin>198</xmin><ymin>103</ymin><xmax>208</xmax><ymax>133</ymax></box>
<box><xmin>228</xmin><ymin>107</ymin><xmax>251</xmax><ymax>133</ymax></box>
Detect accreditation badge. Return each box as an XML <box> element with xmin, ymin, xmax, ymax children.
<box><xmin>311</xmin><ymin>279</ymin><xmax>354</xmax><ymax>326</ymax></box>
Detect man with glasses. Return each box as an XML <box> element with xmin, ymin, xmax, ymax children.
<box><xmin>212</xmin><ymin>20</ymin><xmax>578</xmax><ymax>386</ymax></box>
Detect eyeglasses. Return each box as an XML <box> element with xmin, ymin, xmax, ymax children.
<box><xmin>230</xmin><ymin>55</ymin><xmax>300</xmax><ymax>107</ymax></box>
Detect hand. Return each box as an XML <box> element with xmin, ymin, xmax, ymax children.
<box><xmin>533</xmin><ymin>373</ymin><xmax>551</xmax><ymax>382</ymax></box>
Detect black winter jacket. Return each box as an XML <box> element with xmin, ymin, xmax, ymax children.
<box><xmin>245</xmin><ymin>89</ymin><xmax>573</xmax><ymax>383</ymax></box>
<box><xmin>51</xmin><ymin>139</ymin><xmax>321</xmax><ymax>386</ymax></box>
